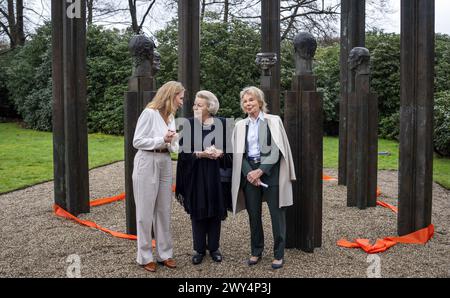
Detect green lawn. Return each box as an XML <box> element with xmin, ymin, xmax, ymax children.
<box><xmin>0</xmin><ymin>123</ymin><xmax>449</xmax><ymax>194</ymax></box>
<box><xmin>323</xmin><ymin>137</ymin><xmax>450</xmax><ymax>189</ymax></box>
<box><xmin>0</xmin><ymin>122</ymin><xmax>124</xmax><ymax>194</ymax></box>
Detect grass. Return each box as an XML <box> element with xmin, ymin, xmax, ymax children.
<box><xmin>0</xmin><ymin>123</ymin><xmax>449</xmax><ymax>193</ymax></box>
<box><xmin>323</xmin><ymin>137</ymin><xmax>450</xmax><ymax>189</ymax></box>
<box><xmin>0</xmin><ymin>122</ymin><xmax>124</xmax><ymax>194</ymax></box>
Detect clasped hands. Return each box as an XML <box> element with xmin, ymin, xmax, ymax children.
<box><xmin>247</xmin><ymin>169</ymin><xmax>264</xmax><ymax>187</ymax></box>
<box><xmin>195</xmin><ymin>145</ymin><xmax>224</xmax><ymax>160</ymax></box>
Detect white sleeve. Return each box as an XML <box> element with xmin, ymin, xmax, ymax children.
<box><xmin>133</xmin><ymin>109</ymin><xmax>165</xmax><ymax>150</ymax></box>
<box><xmin>168</xmin><ymin>119</ymin><xmax>179</xmax><ymax>153</ymax></box>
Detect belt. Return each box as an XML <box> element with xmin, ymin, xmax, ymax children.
<box><xmin>145</xmin><ymin>149</ymin><xmax>169</xmax><ymax>153</ymax></box>
<box><xmin>247</xmin><ymin>156</ymin><xmax>261</xmax><ymax>164</ymax></box>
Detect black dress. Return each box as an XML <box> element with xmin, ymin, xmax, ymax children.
<box><xmin>176</xmin><ymin>117</ymin><xmax>232</xmax><ymax>220</ymax></box>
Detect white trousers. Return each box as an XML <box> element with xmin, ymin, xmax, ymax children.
<box><xmin>132</xmin><ymin>150</ymin><xmax>173</xmax><ymax>265</ymax></box>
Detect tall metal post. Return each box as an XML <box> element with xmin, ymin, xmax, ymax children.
<box><xmin>124</xmin><ymin>35</ymin><xmax>158</xmax><ymax>235</ymax></box>
<box><xmin>261</xmin><ymin>0</ymin><xmax>281</xmax><ymax>115</ymax></box>
<box><xmin>399</xmin><ymin>0</ymin><xmax>435</xmax><ymax>236</ymax></box>
<box><xmin>51</xmin><ymin>0</ymin><xmax>89</xmax><ymax>216</ymax></box>
<box><xmin>339</xmin><ymin>0</ymin><xmax>365</xmax><ymax>186</ymax></box>
<box><xmin>285</xmin><ymin>33</ymin><xmax>323</xmax><ymax>252</ymax></box>
<box><xmin>346</xmin><ymin>47</ymin><xmax>378</xmax><ymax>209</ymax></box>
<box><xmin>178</xmin><ymin>0</ymin><xmax>200</xmax><ymax>118</ymax></box>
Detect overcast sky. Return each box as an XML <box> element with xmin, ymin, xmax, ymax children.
<box><xmin>20</xmin><ymin>0</ymin><xmax>450</xmax><ymax>38</ymax></box>
<box><xmin>382</xmin><ymin>0</ymin><xmax>450</xmax><ymax>34</ymax></box>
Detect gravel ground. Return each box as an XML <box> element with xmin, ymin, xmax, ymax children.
<box><xmin>0</xmin><ymin>161</ymin><xmax>448</xmax><ymax>278</ymax></box>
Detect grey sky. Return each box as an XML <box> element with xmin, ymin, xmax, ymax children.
<box><xmin>382</xmin><ymin>0</ymin><xmax>450</xmax><ymax>34</ymax></box>
<box><xmin>20</xmin><ymin>0</ymin><xmax>450</xmax><ymax>38</ymax></box>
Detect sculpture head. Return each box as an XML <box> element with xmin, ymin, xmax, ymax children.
<box><xmin>152</xmin><ymin>50</ymin><xmax>161</xmax><ymax>75</ymax></box>
<box><xmin>294</xmin><ymin>32</ymin><xmax>317</xmax><ymax>60</ymax></box>
<box><xmin>255</xmin><ymin>53</ymin><xmax>277</xmax><ymax>76</ymax></box>
<box><xmin>128</xmin><ymin>34</ymin><xmax>155</xmax><ymax>72</ymax></box>
<box><xmin>349</xmin><ymin>47</ymin><xmax>370</xmax><ymax>74</ymax></box>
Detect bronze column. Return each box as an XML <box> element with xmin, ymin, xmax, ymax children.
<box><xmin>399</xmin><ymin>0</ymin><xmax>435</xmax><ymax>236</ymax></box>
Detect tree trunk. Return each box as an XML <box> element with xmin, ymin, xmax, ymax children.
<box><xmin>7</xmin><ymin>0</ymin><xmax>16</xmax><ymax>48</ymax></box>
<box><xmin>87</xmin><ymin>0</ymin><xmax>93</xmax><ymax>25</ymax></box>
<box><xmin>201</xmin><ymin>0</ymin><xmax>206</xmax><ymax>22</ymax></box>
<box><xmin>224</xmin><ymin>0</ymin><xmax>229</xmax><ymax>23</ymax></box>
<box><xmin>16</xmin><ymin>0</ymin><xmax>25</xmax><ymax>46</ymax></box>
<box><xmin>128</xmin><ymin>0</ymin><xmax>139</xmax><ymax>33</ymax></box>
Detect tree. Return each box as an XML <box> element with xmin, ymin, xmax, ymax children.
<box><xmin>156</xmin><ymin>16</ymin><xmax>261</xmax><ymax>118</ymax></box>
<box><xmin>128</xmin><ymin>0</ymin><xmax>156</xmax><ymax>34</ymax></box>
<box><xmin>193</xmin><ymin>0</ymin><xmax>391</xmax><ymax>41</ymax></box>
<box><xmin>0</xmin><ymin>0</ymin><xmax>25</xmax><ymax>49</ymax></box>
<box><xmin>86</xmin><ymin>0</ymin><xmax>130</xmax><ymax>26</ymax></box>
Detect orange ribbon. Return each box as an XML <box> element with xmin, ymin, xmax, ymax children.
<box><xmin>321</xmin><ymin>174</ymin><xmax>435</xmax><ymax>253</ymax></box>
<box><xmin>53</xmin><ymin>203</ymin><xmax>137</xmax><ymax>240</ymax></box>
<box><xmin>323</xmin><ymin>175</ymin><xmax>338</xmax><ymax>181</ymax></box>
<box><xmin>337</xmin><ymin>225</ymin><xmax>435</xmax><ymax>254</ymax></box>
<box><xmin>54</xmin><ymin>184</ymin><xmax>177</xmax><ymax>243</ymax></box>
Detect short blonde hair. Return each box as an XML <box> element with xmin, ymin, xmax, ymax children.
<box><xmin>196</xmin><ymin>90</ymin><xmax>220</xmax><ymax>116</ymax></box>
<box><xmin>147</xmin><ymin>81</ymin><xmax>185</xmax><ymax>117</ymax></box>
<box><xmin>240</xmin><ymin>86</ymin><xmax>269</xmax><ymax>114</ymax></box>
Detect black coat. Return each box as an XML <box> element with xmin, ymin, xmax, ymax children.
<box><xmin>176</xmin><ymin>117</ymin><xmax>232</xmax><ymax>220</ymax></box>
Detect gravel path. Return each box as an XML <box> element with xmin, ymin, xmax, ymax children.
<box><xmin>0</xmin><ymin>161</ymin><xmax>448</xmax><ymax>278</ymax></box>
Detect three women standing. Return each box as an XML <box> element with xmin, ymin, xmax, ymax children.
<box><xmin>132</xmin><ymin>82</ymin><xmax>295</xmax><ymax>271</ymax></box>
<box><xmin>132</xmin><ymin>81</ymin><xmax>184</xmax><ymax>272</ymax></box>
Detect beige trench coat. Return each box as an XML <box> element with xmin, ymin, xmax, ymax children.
<box><xmin>231</xmin><ymin>114</ymin><xmax>297</xmax><ymax>215</ymax></box>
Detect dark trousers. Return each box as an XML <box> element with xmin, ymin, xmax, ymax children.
<box><xmin>243</xmin><ymin>165</ymin><xmax>286</xmax><ymax>260</ymax></box>
<box><xmin>191</xmin><ymin>216</ymin><xmax>221</xmax><ymax>254</ymax></box>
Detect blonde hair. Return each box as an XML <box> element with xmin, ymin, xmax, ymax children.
<box><xmin>147</xmin><ymin>81</ymin><xmax>185</xmax><ymax>117</ymax></box>
<box><xmin>240</xmin><ymin>86</ymin><xmax>269</xmax><ymax>114</ymax></box>
<box><xmin>196</xmin><ymin>90</ymin><xmax>220</xmax><ymax>115</ymax></box>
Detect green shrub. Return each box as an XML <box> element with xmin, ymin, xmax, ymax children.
<box><xmin>314</xmin><ymin>44</ymin><xmax>341</xmax><ymax>135</ymax></box>
<box><xmin>378</xmin><ymin>92</ymin><xmax>450</xmax><ymax>157</ymax></box>
<box><xmin>156</xmin><ymin>16</ymin><xmax>261</xmax><ymax>119</ymax></box>
<box><xmin>434</xmin><ymin>91</ymin><xmax>450</xmax><ymax>156</ymax></box>
<box><xmin>379</xmin><ymin>111</ymin><xmax>399</xmax><ymax>141</ymax></box>
<box><xmin>435</xmin><ymin>34</ymin><xmax>450</xmax><ymax>93</ymax></box>
<box><xmin>86</xmin><ymin>25</ymin><xmax>132</xmax><ymax>135</ymax></box>
<box><xmin>5</xmin><ymin>23</ymin><xmax>52</xmax><ymax>130</ymax></box>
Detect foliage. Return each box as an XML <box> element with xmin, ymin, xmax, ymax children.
<box><xmin>434</xmin><ymin>91</ymin><xmax>450</xmax><ymax>157</ymax></box>
<box><xmin>156</xmin><ymin>16</ymin><xmax>261</xmax><ymax>118</ymax></box>
<box><xmin>2</xmin><ymin>24</ymin><xmax>132</xmax><ymax>134</ymax></box>
<box><xmin>4</xmin><ymin>23</ymin><xmax>52</xmax><ymax>129</ymax></box>
<box><xmin>314</xmin><ymin>44</ymin><xmax>341</xmax><ymax>135</ymax></box>
<box><xmin>1</xmin><ymin>21</ymin><xmax>449</xmax><ymax>156</ymax></box>
<box><xmin>86</xmin><ymin>25</ymin><xmax>132</xmax><ymax>135</ymax></box>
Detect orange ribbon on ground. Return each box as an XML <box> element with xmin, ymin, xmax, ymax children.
<box><xmin>53</xmin><ymin>203</ymin><xmax>137</xmax><ymax>240</ymax></box>
<box><xmin>54</xmin><ymin>184</ymin><xmax>176</xmax><ymax>242</ymax></box>
<box><xmin>337</xmin><ymin>225</ymin><xmax>435</xmax><ymax>254</ymax></box>
<box><xmin>321</xmin><ymin>174</ymin><xmax>435</xmax><ymax>253</ymax></box>
<box><xmin>323</xmin><ymin>175</ymin><xmax>337</xmax><ymax>181</ymax></box>
<box><xmin>89</xmin><ymin>193</ymin><xmax>125</xmax><ymax>207</ymax></box>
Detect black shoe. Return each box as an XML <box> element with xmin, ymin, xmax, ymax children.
<box><xmin>247</xmin><ymin>256</ymin><xmax>261</xmax><ymax>266</ymax></box>
<box><xmin>271</xmin><ymin>259</ymin><xmax>284</xmax><ymax>270</ymax></box>
<box><xmin>192</xmin><ymin>253</ymin><xmax>205</xmax><ymax>265</ymax></box>
<box><xmin>210</xmin><ymin>250</ymin><xmax>223</xmax><ymax>263</ymax></box>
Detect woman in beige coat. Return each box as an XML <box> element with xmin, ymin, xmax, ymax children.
<box><xmin>231</xmin><ymin>86</ymin><xmax>296</xmax><ymax>269</ymax></box>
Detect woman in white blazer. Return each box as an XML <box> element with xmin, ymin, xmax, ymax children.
<box><xmin>231</xmin><ymin>86</ymin><xmax>296</xmax><ymax>270</ymax></box>
<box><xmin>132</xmin><ymin>81</ymin><xmax>184</xmax><ymax>272</ymax></box>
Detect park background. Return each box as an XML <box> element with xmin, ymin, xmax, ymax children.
<box><xmin>0</xmin><ymin>0</ymin><xmax>449</xmax><ymax>279</ymax></box>
<box><xmin>0</xmin><ymin>0</ymin><xmax>449</xmax><ymax>194</ymax></box>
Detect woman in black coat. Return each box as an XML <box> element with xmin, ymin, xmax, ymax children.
<box><xmin>176</xmin><ymin>90</ymin><xmax>232</xmax><ymax>265</ymax></box>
